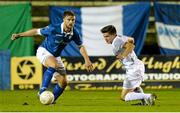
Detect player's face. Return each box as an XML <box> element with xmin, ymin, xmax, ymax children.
<box><xmin>63</xmin><ymin>15</ymin><xmax>76</xmax><ymax>30</ymax></box>
<box><xmin>102</xmin><ymin>32</ymin><xmax>115</xmax><ymax>44</ymax></box>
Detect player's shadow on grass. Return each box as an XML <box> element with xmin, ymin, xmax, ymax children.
<box><xmin>131</xmin><ymin>102</ymin><xmax>145</xmax><ymax>106</ymax></box>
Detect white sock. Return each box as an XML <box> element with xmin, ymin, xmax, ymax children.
<box><xmin>125</xmin><ymin>92</ymin><xmax>151</xmax><ymax>101</ymax></box>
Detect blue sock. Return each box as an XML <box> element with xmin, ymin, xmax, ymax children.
<box><xmin>40</xmin><ymin>67</ymin><xmax>56</xmax><ymax>94</ymax></box>
<box><xmin>53</xmin><ymin>84</ymin><xmax>64</xmax><ymax>101</ymax></box>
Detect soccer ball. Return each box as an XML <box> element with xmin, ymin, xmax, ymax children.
<box><xmin>39</xmin><ymin>91</ymin><xmax>54</xmax><ymax>105</ymax></box>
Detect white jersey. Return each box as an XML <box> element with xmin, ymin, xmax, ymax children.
<box><xmin>112</xmin><ymin>35</ymin><xmax>144</xmax><ymax>80</ymax></box>
<box><xmin>112</xmin><ymin>35</ymin><xmax>137</xmax><ymax>66</ymax></box>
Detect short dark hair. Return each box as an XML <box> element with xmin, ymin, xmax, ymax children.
<box><xmin>63</xmin><ymin>10</ymin><xmax>75</xmax><ymax>18</ymax></box>
<box><xmin>100</xmin><ymin>25</ymin><xmax>116</xmax><ymax>35</ymax></box>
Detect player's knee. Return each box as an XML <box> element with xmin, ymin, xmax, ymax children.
<box><xmin>48</xmin><ymin>63</ymin><xmax>58</xmax><ymax>69</ymax></box>
<box><xmin>121</xmin><ymin>97</ymin><xmax>125</xmax><ymax>101</ymax></box>
<box><xmin>121</xmin><ymin>94</ymin><xmax>125</xmax><ymax>101</ymax></box>
<box><xmin>54</xmin><ymin>64</ymin><xmax>60</xmax><ymax>69</ymax></box>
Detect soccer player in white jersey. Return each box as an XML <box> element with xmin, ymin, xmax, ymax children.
<box><xmin>100</xmin><ymin>25</ymin><xmax>156</xmax><ymax>105</ymax></box>
<box><xmin>11</xmin><ymin>10</ymin><xmax>94</xmax><ymax>104</ymax></box>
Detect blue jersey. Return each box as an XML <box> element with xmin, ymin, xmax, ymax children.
<box><xmin>39</xmin><ymin>23</ymin><xmax>82</xmax><ymax>57</ymax></box>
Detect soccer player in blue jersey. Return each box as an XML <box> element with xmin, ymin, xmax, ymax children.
<box><xmin>11</xmin><ymin>10</ymin><xmax>94</xmax><ymax>104</ymax></box>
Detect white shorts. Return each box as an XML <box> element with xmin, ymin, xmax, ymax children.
<box><xmin>123</xmin><ymin>60</ymin><xmax>144</xmax><ymax>89</ymax></box>
<box><xmin>36</xmin><ymin>47</ymin><xmax>65</xmax><ymax>69</ymax></box>
<box><xmin>123</xmin><ymin>78</ymin><xmax>142</xmax><ymax>89</ymax></box>
<box><xmin>125</xmin><ymin>59</ymin><xmax>145</xmax><ymax>81</ymax></box>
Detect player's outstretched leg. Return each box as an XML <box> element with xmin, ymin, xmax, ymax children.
<box><xmin>124</xmin><ymin>92</ymin><xmax>151</xmax><ymax>102</ymax></box>
<box><xmin>121</xmin><ymin>88</ymin><xmax>157</xmax><ymax>105</ymax></box>
<box><xmin>134</xmin><ymin>87</ymin><xmax>148</xmax><ymax>105</ymax></box>
<box><xmin>122</xmin><ymin>89</ymin><xmax>157</xmax><ymax>106</ymax></box>
<box><xmin>39</xmin><ymin>67</ymin><xmax>56</xmax><ymax>94</ymax></box>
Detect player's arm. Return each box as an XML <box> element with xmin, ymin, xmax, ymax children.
<box><xmin>79</xmin><ymin>45</ymin><xmax>94</xmax><ymax>72</ymax></box>
<box><xmin>11</xmin><ymin>28</ymin><xmax>39</xmax><ymax>40</ymax></box>
<box><xmin>116</xmin><ymin>37</ymin><xmax>135</xmax><ymax>60</ymax></box>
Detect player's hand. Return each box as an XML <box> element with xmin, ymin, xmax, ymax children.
<box><xmin>11</xmin><ymin>34</ymin><xmax>20</xmax><ymax>40</ymax></box>
<box><xmin>85</xmin><ymin>60</ymin><xmax>94</xmax><ymax>72</ymax></box>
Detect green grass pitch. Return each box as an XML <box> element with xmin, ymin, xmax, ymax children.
<box><xmin>0</xmin><ymin>89</ymin><xmax>180</xmax><ymax>112</ymax></box>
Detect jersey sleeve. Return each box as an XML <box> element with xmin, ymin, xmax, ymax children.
<box><xmin>38</xmin><ymin>25</ymin><xmax>54</xmax><ymax>37</ymax></box>
<box><xmin>72</xmin><ymin>29</ymin><xmax>83</xmax><ymax>46</ymax></box>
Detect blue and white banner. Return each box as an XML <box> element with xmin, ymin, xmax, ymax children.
<box><xmin>49</xmin><ymin>2</ymin><xmax>150</xmax><ymax>56</ymax></box>
<box><xmin>154</xmin><ymin>3</ymin><xmax>180</xmax><ymax>55</ymax></box>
